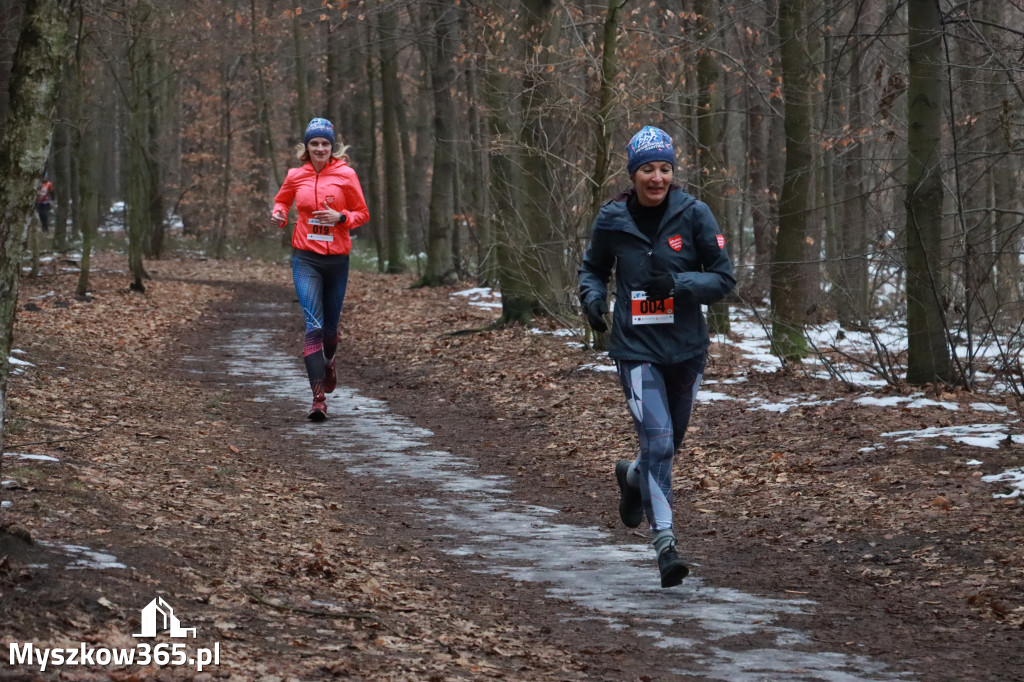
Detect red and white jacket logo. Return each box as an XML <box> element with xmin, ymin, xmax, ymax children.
<box><xmin>668</xmin><ymin>235</ymin><xmax>683</xmax><ymax>251</ymax></box>
<box><xmin>716</xmin><ymin>234</ymin><xmax>725</xmax><ymax>249</ymax></box>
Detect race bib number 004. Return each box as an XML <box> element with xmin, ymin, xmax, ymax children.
<box><xmin>631</xmin><ymin>290</ymin><xmax>674</xmax><ymax>325</ymax></box>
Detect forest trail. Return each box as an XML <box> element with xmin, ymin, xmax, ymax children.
<box><xmin>2</xmin><ymin>254</ymin><xmax>1021</xmax><ymax>680</ymax></box>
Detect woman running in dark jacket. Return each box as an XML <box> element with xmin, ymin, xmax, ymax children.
<box><xmin>578</xmin><ymin>126</ymin><xmax>735</xmax><ymax>587</ymax></box>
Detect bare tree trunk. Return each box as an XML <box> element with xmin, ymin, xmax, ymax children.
<box><xmin>838</xmin><ymin>34</ymin><xmax>870</xmax><ymax>326</ymax></box>
<box><xmin>53</xmin><ymin>94</ymin><xmax>72</xmax><ymax>249</ymax></box>
<box><xmin>144</xmin><ymin>38</ymin><xmax>165</xmax><ymax>259</ymax></box>
<box><xmin>361</xmin><ymin>10</ymin><xmax>385</xmax><ymax>271</ymax></box>
<box><xmin>588</xmin><ymin>0</ymin><xmax>621</xmax><ymax>219</ymax></box>
<box><xmin>493</xmin><ymin>0</ymin><xmax>565</xmax><ymax>326</ymax></box>
<box><xmin>771</xmin><ymin>0</ymin><xmax>813</xmax><ymax>360</ymax></box>
<box><xmin>124</xmin><ymin>4</ymin><xmax>158</xmax><ymax>289</ymax></box>
<box><xmin>211</xmin><ymin>40</ymin><xmax>238</xmax><ymax>260</ymax></box>
<box><xmin>695</xmin><ymin>0</ymin><xmax>730</xmax><ymax>334</ymax></box>
<box><xmin>905</xmin><ymin>0</ymin><xmax>953</xmax><ymax>384</ymax></box>
<box><xmin>464</xmin><ymin>28</ymin><xmax>493</xmax><ymax>285</ymax></box>
<box><xmin>403</xmin><ymin>84</ymin><xmax>432</xmax><ymax>261</ymax></box>
<box><xmin>72</xmin><ymin>4</ymin><xmax>98</xmax><ymax>298</ymax></box>
<box><xmin>746</xmin><ymin>92</ymin><xmax>771</xmax><ymax>303</ymax></box>
<box><xmin>326</xmin><ymin>15</ymin><xmax>343</xmax><ymax>130</ymax></box>
<box><xmin>292</xmin><ymin>10</ymin><xmax>308</xmax><ymax>134</ymax></box>
<box><xmin>379</xmin><ymin>6</ymin><xmax>408</xmax><ymax>273</ymax></box>
<box><xmin>251</xmin><ymin>0</ymin><xmax>280</xmax><ymax>188</ymax></box>
<box><xmin>419</xmin><ymin>0</ymin><xmax>458</xmax><ymax>286</ymax></box>
<box><xmin>0</xmin><ymin>0</ymin><xmax>72</xmax><ymax>490</ymax></box>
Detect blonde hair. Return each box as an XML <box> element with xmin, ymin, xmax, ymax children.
<box><xmin>296</xmin><ymin>140</ymin><xmax>351</xmax><ymax>164</ymax></box>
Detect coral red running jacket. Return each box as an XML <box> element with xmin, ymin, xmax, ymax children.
<box><xmin>273</xmin><ymin>158</ymin><xmax>369</xmax><ymax>256</ymax></box>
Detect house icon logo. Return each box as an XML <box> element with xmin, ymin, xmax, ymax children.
<box><xmin>133</xmin><ymin>596</ymin><xmax>197</xmax><ymax>638</ymax></box>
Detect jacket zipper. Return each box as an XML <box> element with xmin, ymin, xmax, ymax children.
<box><xmin>313</xmin><ymin>164</ymin><xmax>330</xmax><ymax>255</ymax></box>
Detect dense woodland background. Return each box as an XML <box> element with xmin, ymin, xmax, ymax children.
<box><xmin>1</xmin><ymin>0</ymin><xmax>1023</xmax><ymax>406</ymax></box>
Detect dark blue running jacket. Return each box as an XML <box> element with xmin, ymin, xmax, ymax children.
<box><xmin>578</xmin><ymin>186</ymin><xmax>736</xmax><ymax>365</ymax></box>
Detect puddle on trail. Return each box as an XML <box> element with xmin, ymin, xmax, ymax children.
<box><xmin>203</xmin><ymin>303</ymin><xmax>913</xmax><ymax>681</ymax></box>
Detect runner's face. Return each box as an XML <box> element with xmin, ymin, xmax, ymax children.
<box><xmin>307</xmin><ymin>138</ymin><xmax>332</xmax><ymax>165</ymax></box>
<box><xmin>633</xmin><ymin>162</ymin><xmax>673</xmax><ymax>207</ymax></box>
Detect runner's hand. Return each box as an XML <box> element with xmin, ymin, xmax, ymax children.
<box><xmin>271</xmin><ymin>210</ymin><xmax>286</xmax><ymax>227</ymax></box>
<box><xmin>313</xmin><ymin>209</ymin><xmax>345</xmax><ymax>224</ymax></box>
<box><xmin>641</xmin><ymin>273</ymin><xmax>674</xmax><ymax>300</ymax></box>
<box><xmin>586</xmin><ymin>299</ymin><xmax>609</xmax><ymax>333</ymax></box>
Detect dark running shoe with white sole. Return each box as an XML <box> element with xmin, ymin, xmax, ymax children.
<box><xmin>615</xmin><ymin>459</ymin><xmax>644</xmax><ymax>528</ymax></box>
<box><xmin>658</xmin><ymin>545</ymin><xmax>689</xmax><ymax>588</ymax></box>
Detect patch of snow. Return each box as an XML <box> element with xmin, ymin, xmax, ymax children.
<box><xmin>2</xmin><ymin>452</ymin><xmax>60</xmax><ymax>462</ymax></box>
<box><xmin>38</xmin><ymin>541</ymin><xmax>128</xmax><ymax>570</ymax></box>
<box><xmin>981</xmin><ymin>468</ymin><xmax>1024</xmax><ymax>499</ymax></box>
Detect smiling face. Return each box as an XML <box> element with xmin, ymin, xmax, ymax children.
<box><xmin>307</xmin><ymin>137</ymin><xmax>332</xmax><ymax>167</ymax></box>
<box><xmin>632</xmin><ymin>162</ymin><xmax>673</xmax><ymax>207</ymax></box>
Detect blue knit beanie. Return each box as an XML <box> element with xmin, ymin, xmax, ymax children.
<box><xmin>304</xmin><ymin>117</ymin><xmax>336</xmax><ymax>147</ymax></box>
<box><xmin>626</xmin><ymin>126</ymin><xmax>675</xmax><ymax>176</ymax></box>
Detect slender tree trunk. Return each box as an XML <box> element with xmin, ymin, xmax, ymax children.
<box><xmin>362</xmin><ymin>10</ymin><xmax>385</xmax><ymax>272</ymax></box>
<box><xmin>72</xmin><ymin>4</ymin><xmax>97</xmax><ymax>297</ymax></box>
<box><xmin>403</xmin><ymin>85</ymin><xmax>432</xmax><ymax>260</ymax></box>
<box><xmin>0</xmin><ymin>0</ymin><xmax>72</xmax><ymax>485</ymax></box>
<box><xmin>837</xmin><ymin>17</ymin><xmax>870</xmax><ymax>326</ymax></box>
<box><xmin>53</xmin><ymin>95</ymin><xmax>71</xmax><ymax>249</ymax></box>
<box><xmin>144</xmin><ymin>37</ymin><xmax>164</xmax><ymax>259</ymax></box>
<box><xmin>250</xmin><ymin>0</ymin><xmax>280</xmax><ymax>188</ymax></box>
<box><xmin>211</xmin><ymin>52</ymin><xmax>238</xmax><ymax>260</ymax></box>
<box><xmin>695</xmin><ymin>0</ymin><xmax>730</xmax><ymax>334</ymax></box>
<box><xmin>326</xmin><ymin>16</ymin><xmax>343</xmax><ymax>130</ymax></box>
<box><xmin>292</xmin><ymin>10</ymin><xmax>308</xmax><ymax>134</ymax></box>
<box><xmin>465</xmin><ymin>36</ymin><xmax>493</xmax><ymax>285</ymax></box>
<box><xmin>905</xmin><ymin>0</ymin><xmax>953</xmax><ymax>384</ymax></box>
<box><xmin>417</xmin><ymin>1</ymin><xmax>458</xmax><ymax>286</ymax></box>
<box><xmin>124</xmin><ymin>3</ymin><xmax>157</xmax><ymax>289</ymax></box>
<box><xmin>494</xmin><ymin>0</ymin><xmax>564</xmax><ymax>326</ymax></box>
<box><xmin>588</xmin><ymin>0</ymin><xmax>621</xmax><ymax>219</ymax></box>
<box><xmin>770</xmin><ymin>0</ymin><xmax>813</xmax><ymax>361</ymax></box>
<box><xmin>584</xmin><ymin>0</ymin><xmax>621</xmax><ymax>350</ymax></box>
<box><xmin>397</xmin><ymin>6</ymin><xmax>430</xmax><ymax>262</ymax></box>
<box><xmin>379</xmin><ymin>6</ymin><xmax>408</xmax><ymax>273</ymax></box>
<box><xmin>746</xmin><ymin>92</ymin><xmax>771</xmax><ymax>302</ymax></box>
<box><xmin>741</xmin><ymin>1</ymin><xmax>772</xmax><ymax>304</ymax></box>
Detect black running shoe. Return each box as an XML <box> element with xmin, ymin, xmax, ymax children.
<box><xmin>658</xmin><ymin>545</ymin><xmax>689</xmax><ymax>588</ymax></box>
<box><xmin>615</xmin><ymin>460</ymin><xmax>644</xmax><ymax>528</ymax></box>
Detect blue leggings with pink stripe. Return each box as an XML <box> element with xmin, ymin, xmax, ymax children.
<box><xmin>292</xmin><ymin>249</ymin><xmax>350</xmax><ymax>396</ymax></box>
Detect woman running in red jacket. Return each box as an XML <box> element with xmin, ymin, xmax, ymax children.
<box><xmin>271</xmin><ymin>117</ymin><xmax>369</xmax><ymax>421</ymax></box>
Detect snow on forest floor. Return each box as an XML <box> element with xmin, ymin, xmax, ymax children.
<box><xmin>452</xmin><ymin>286</ymin><xmax>1024</xmax><ymax>500</ymax></box>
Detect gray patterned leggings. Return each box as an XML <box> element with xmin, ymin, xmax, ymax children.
<box><xmin>616</xmin><ymin>355</ymin><xmax>705</xmax><ymax>531</ymax></box>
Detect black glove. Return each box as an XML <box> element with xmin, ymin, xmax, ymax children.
<box><xmin>585</xmin><ymin>298</ymin><xmax>609</xmax><ymax>333</ymax></box>
<box><xmin>641</xmin><ymin>272</ymin><xmax>674</xmax><ymax>300</ymax></box>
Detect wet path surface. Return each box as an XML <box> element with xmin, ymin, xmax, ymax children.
<box><xmin>197</xmin><ymin>302</ymin><xmax>916</xmax><ymax>681</ymax></box>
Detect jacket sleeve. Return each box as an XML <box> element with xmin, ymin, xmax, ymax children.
<box><xmin>674</xmin><ymin>202</ymin><xmax>736</xmax><ymax>305</ymax></box>
<box><xmin>273</xmin><ymin>169</ymin><xmax>299</xmax><ymax>219</ymax></box>
<box><xmin>340</xmin><ymin>168</ymin><xmax>370</xmax><ymax>229</ymax></box>
<box><xmin>578</xmin><ymin>223</ymin><xmax>614</xmax><ymax>307</ymax></box>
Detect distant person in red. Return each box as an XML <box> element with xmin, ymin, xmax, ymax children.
<box><xmin>270</xmin><ymin>117</ymin><xmax>369</xmax><ymax>421</ymax></box>
<box><xmin>36</xmin><ymin>173</ymin><xmax>54</xmax><ymax>232</ymax></box>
